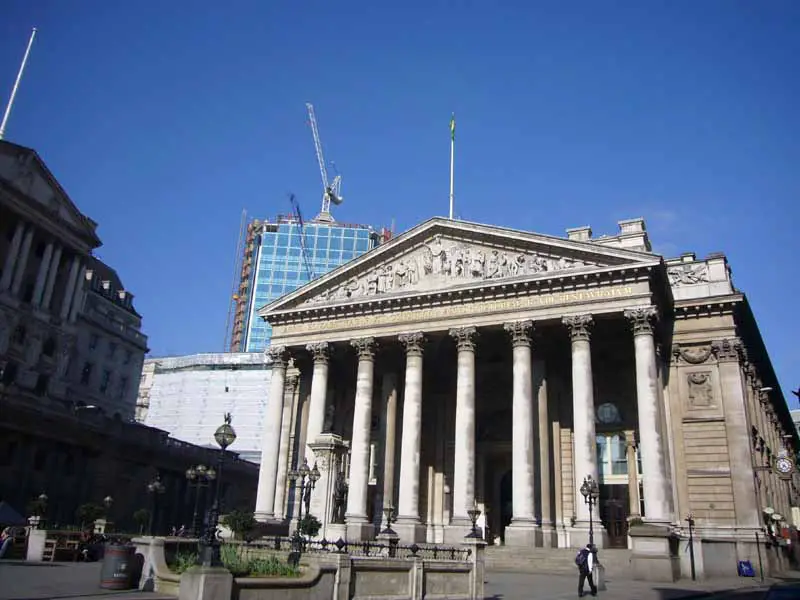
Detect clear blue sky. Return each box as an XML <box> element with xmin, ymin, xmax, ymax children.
<box><xmin>2</xmin><ymin>1</ymin><xmax>798</xmax><ymax>403</ymax></box>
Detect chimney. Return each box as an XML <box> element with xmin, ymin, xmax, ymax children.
<box><xmin>566</xmin><ymin>226</ymin><xmax>592</xmax><ymax>242</ymax></box>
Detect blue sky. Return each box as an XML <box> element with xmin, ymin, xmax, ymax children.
<box><xmin>1</xmin><ymin>1</ymin><xmax>798</xmax><ymax>403</ymax></box>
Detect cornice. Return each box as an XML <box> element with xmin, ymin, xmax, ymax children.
<box><xmin>673</xmin><ymin>294</ymin><xmax>744</xmax><ymax>320</ymax></box>
<box><xmin>267</xmin><ymin>262</ymin><xmax>659</xmax><ymax>327</ymax></box>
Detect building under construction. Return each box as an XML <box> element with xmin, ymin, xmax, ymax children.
<box><xmin>229</xmin><ymin>212</ymin><xmax>390</xmax><ymax>353</ymax></box>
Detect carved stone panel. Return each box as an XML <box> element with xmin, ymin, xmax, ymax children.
<box><xmin>303</xmin><ymin>234</ymin><xmax>597</xmax><ymax>305</ymax></box>
<box><xmin>667</xmin><ymin>263</ymin><xmax>709</xmax><ymax>286</ymax></box>
<box><xmin>681</xmin><ymin>367</ymin><xmax>721</xmax><ymax>416</ymax></box>
<box><xmin>687</xmin><ymin>371</ymin><xmax>714</xmax><ymax>409</ymax></box>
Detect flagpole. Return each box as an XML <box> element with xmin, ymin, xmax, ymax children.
<box><xmin>449</xmin><ymin>114</ymin><xmax>455</xmax><ymax>219</ymax></box>
<box><xmin>0</xmin><ymin>27</ymin><xmax>38</xmax><ymax>141</ymax></box>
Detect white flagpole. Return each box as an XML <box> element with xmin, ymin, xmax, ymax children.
<box><xmin>0</xmin><ymin>27</ymin><xmax>38</xmax><ymax>141</ymax></box>
<box><xmin>449</xmin><ymin>115</ymin><xmax>455</xmax><ymax>219</ymax></box>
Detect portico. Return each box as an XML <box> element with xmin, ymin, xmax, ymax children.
<box><xmin>253</xmin><ymin>217</ymin><xmax>678</xmax><ymax>549</ymax></box>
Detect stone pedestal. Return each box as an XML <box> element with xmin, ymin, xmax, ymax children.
<box><xmin>504</xmin><ymin>521</ymin><xmax>539</xmax><ymax>548</ymax></box>
<box><xmin>443</xmin><ymin>519</ymin><xmax>473</xmax><ymax>545</ymax></box>
<box><xmin>26</xmin><ymin>528</ymin><xmax>46</xmax><ymax>561</ymax></box>
<box><xmin>376</xmin><ymin>530</ymin><xmax>400</xmax><ymax>557</ymax></box>
<box><xmin>570</xmin><ymin>522</ymin><xmax>609</xmax><ymax>549</ymax></box>
<box><xmin>393</xmin><ymin>518</ymin><xmax>426</xmax><ymax>544</ymax></box>
<box><xmin>94</xmin><ymin>518</ymin><xmax>112</xmax><ymax>534</ymax></box>
<box><xmin>308</xmin><ymin>433</ymin><xmax>349</xmax><ymax>538</ymax></box>
<box><xmin>629</xmin><ymin>524</ymin><xmax>680</xmax><ymax>582</ymax></box>
<box><xmin>178</xmin><ymin>566</ymin><xmax>233</xmax><ymax>600</ymax></box>
<box><xmin>346</xmin><ymin>518</ymin><xmax>374</xmax><ymax>542</ymax></box>
<box><xmin>539</xmin><ymin>524</ymin><xmax>558</xmax><ymax>548</ymax></box>
<box><xmin>463</xmin><ymin>537</ymin><xmax>487</xmax><ymax>600</ymax></box>
<box><xmin>678</xmin><ymin>537</ymin><xmax>705</xmax><ymax>581</ymax></box>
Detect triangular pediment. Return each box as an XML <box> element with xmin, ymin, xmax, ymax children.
<box><xmin>0</xmin><ymin>142</ymin><xmax>101</xmax><ymax>247</ymax></box>
<box><xmin>261</xmin><ymin>218</ymin><xmax>659</xmax><ymax>315</ymax></box>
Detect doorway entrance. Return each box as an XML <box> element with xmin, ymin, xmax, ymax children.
<box><xmin>499</xmin><ymin>470</ymin><xmax>512</xmax><ymax>543</ymax></box>
<box><xmin>599</xmin><ymin>484</ymin><xmax>629</xmax><ymax>548</ymax></box>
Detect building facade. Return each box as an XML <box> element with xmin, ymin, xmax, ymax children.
<box><xmin>136</xmin><ymin>352</ymin><xmax>272</xmax><ymax>464</ymax></box>
<box><xmin>231</xmin><ymin>214</ymin><xmax>384</xmax><ymax>353</ymax></box>
<box><xmin>253</xmin><ymin>216</ymin><xmax>798</xmax><ymax>579</ymax></box>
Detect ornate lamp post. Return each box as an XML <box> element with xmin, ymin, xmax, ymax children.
<box><xmin>686</xmin><ymin>512</ymin><xmax>696</xmax><ymax>581</ymax></box>
<box><xmin>146</xmin><ymin>475</ymin><xmax>166</xmax><ymax>536</ymax></box>
<box><xmin>580</xmin><ymin>475</ymin><xmax>600</xmax><ymax>547</ymax></box>
<box><xmin>198</xmin><ymin>414</ymin><xmax>237</xmax><ymax>568</ymax></box>
<box><xmin>286</xmin><ymin>457</ymin><xmax>320</xmax><ymax>563</ymax></box>
<box><xmin>31</xmin><ymin>493</ymin><xmax>48</xmax><ymax>529</ymax></box>
<box><xmin>466</xmin><ymin>503</ymin><xmax>482</xmax><ymax>539</ymax></box>
<box><xmin>186</xmin><ymin>464</ymin><xmax>216</xmax><ymax>537</ymax></box>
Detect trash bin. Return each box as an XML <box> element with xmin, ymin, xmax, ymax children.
<box><xmin>99</xmin><ymin>544</ymin><xmax>135</xmax><ymax>590</ymax></box>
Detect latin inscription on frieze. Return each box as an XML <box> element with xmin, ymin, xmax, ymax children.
<box><xmin>285</xmin><ymin>285</ymin><xmax>635</xmax><ymax>335</ymax></box>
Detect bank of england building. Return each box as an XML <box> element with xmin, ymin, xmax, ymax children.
<box><xmin>253</xmin><ymin>216</ymin><xmax>797</xmax><ymax>572</ymax></box>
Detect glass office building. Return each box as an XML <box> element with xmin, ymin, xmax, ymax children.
<box><xmin>232</xmin><ymin>215</ymin><xmax>382</xmax><ymax>352</ymax></box>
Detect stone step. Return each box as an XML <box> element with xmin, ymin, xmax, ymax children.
<box><xmin>484</xmin><ymin>547</ymin><xmax>632</xmax><ymax>575</ymax></box>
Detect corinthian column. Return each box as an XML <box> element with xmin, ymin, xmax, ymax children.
<box><xmin>274</xmin><ymin>372</ymin><xmax>299</xmax><ymax>519</ymax></box>
<box><xmin>396</xmin><ymin>332</ymin><xmax>426</xmax><ymax>542</ymax></box>
<box><xmin>449</xmin><ymin>326</ymin><xmax>478</xmax><ymax>529</ymax></box>
<box><xmin>305</xmin><ymin>342</ymin><xmax>330</xmax><ymax>456</ymax></box>
<box><xmin>563</xmin><ymin>314</ymin><xmax>605</xmax><ymax>547</ymax></box>
<box><xmin>503</xmin><ymin>320</ymin><xmax>538</xmax><ymax>547</ymax></box>
<box><xmin>31</xmin><ymin>242</ymin><xmax>53</xmax><ymax>307</ymax></box>
<box><xmin>625</xmin><ymin>306</ymin><xmax>672</xmax><ymax>523</ymax></box>
<box><xmin>346</xmin><ymin>337</ymin><xmax>377</xmax><ymax>540</ymax></box>
<box><xmin>0</xmin><ymin>221</ymin><xmax>25</xmax><ymax>291</ymax></box>
<box><xmin>255</xmin><ymin>345</ymin><xmax>290</xmax><ymax>521</ymax></box>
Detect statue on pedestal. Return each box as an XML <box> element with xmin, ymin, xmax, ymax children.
<box><xmin>331</xmin><ymin>470</ymin><xmax>348</xmax><ymax>524</ymax></box>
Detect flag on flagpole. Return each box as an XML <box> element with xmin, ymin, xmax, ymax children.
<box><xmin>450</xmin><ymin>113</ymin><xmax>456</xmax><ymax>141</ymax></box>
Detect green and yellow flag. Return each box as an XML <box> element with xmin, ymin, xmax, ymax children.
<box><xmin>450</xmin><ymin>113</ymin><xmax>455</xmax><ymax>141</ymax></box>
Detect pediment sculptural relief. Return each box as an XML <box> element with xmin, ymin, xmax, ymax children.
<box><xmin>304</xmin><ymin>234</ymin><xmax>593</xmax><ymax>305</ymax></box>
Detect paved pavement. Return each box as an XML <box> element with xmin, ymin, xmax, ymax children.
<box><xmin>1</xmin><ymin>559</ymin><xmax>798</xmax><ymax>600</ymax></box>
<box><xmin>0</xmin><ymin>561</ymin><xmax>172</xmax><ymax>600</ymax></box>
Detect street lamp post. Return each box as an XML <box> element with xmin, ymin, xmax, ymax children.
<box><xmin>186</xmin><ymin>464</ymin><xmax>216</xmax><ymax>537</ymax></box>
<box><xmin>197</xmin><ymin>413</ymin><xmax>237</xmax><ymax>568</ymax></box>
<box><xmin>686</xmin><ymin>512</ymin><xmax>696</xmax><ymax>581</ymax></box>
<box><xmin>286</xmin><ymin>457</ymin><xmax>320</xmax><ymax>564</ymax></box>
<box><xmin>580</xmin><ymin>475</ymin><xmax>600</xmax><ymax>547</ymax></box>
<box><xmin>147</xmin><ymin>475</ymin><xmax>166</xmax><ymax>536</ymax></box>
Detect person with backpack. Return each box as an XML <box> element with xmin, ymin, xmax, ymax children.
<box><xmin>575</xmin><ymin>543</ymin><xmax>598</xmax><ymax>597</ymax></box>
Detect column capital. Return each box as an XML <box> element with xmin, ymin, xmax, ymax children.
<box><xmin>266</xmin><ymin>345</ymin><xmax>290</xmax><ymax>368</ymax></box>
<box><xmin>711</xmin><ymin>338</ymin><xmax>743</xmax><ymax>363</ymax></box>
<box><xmin>351</xmin><ymin>337</ymin><xmax>377</xmax><ymax>360</ymax></box>
<box><xmin>449</xmin><ymin>326</ymin><xmax>478</xmax><ymax>352</ymax></box>
<box><xmin>285</xmin><ymin>372</ymin><xmax>300</xmax><ymax>390</ymax></box>
<box><xmin>623</xmin><ymin>429</ymin><xmax>638</xmax><ymax>450</ymax></box>
<box><xmin>306</xmin><ymin>341</ymin><xmax>331</xmax><ymax>364</ymax></box>
<box><xmin>624</xmin><ymin>306</ymin><xmax>658</xmax><ymax>336</ymax></box>
<box><xmin>503</xmin><ymin>320</ymin><xmax>533</xmax><ymax>348</ymax></box>
<box><xmin>398</xmin><ymin>332</ymin><xmax>425</xmax><ymax>356</ymax></box>
<box><xmin>562</xmin><ymin>314</ymin><xmax>593</xmax><ymax>342</ymax></box>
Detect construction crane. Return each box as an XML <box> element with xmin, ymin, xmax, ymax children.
<box><xmin>289</xmin><ymin>194</ymin><xmax>316</xmax><ymax>281</ymax></box>
<box><xmin>306</xmin><ymin>102</ymin><xmax>343</xmax><ymax>219</ymax></box>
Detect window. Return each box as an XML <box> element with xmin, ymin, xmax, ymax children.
<box><xmin>596</xmin><ymin>434</ymin><xmax>633</xmax><ymax>479</ymax></box>
<box><xmin>80</xmin><ymin>362</ymin><xmax>93</xmax><ymax>385</ymax></box>
<box><xmin>100</xmin><ymin>369</ymin><xmax>111</xmax><ymax>394</ymax></box>
<box><xmin>89</xmin><ymin>334</ymin><xmax>99</xmax><ymax>351</ymax></box>
<box><xmin>34</xmin><ymin>374</ymin><xmax>49</xmax><ymax>396</ymax></box>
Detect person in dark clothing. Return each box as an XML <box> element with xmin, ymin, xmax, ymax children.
<box><xmin>575</xmin><ymin>543</ymin><xmax>598</xmax><ymax>597</ymax></box>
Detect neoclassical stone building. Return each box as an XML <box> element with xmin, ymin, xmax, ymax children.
<box><xmin>254</xmin><ymin>217</ymin><xmax>796</xmax><ymax>573</ymax></box>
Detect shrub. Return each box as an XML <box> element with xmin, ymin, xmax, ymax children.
<box><xmin>221</xmin><ymin>509</ymin><xmax>257</xmax><ymax>541</ymax></box>
<box><xmin>171</xmin><ymin>551</ymin><xmax>198</xmax><ymax>574</ymax></box>
<box><xmin>299</xmin><ymin>514</ymin><xmax>321</xmax><ymax>538</ymax></box>
<box><xmin>248</xmin><ymin>555</ymin><xmax>299</xmax><ymax>578</ymax></box>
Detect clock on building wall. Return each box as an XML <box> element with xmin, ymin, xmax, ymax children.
<box><xmin>596</xmin><ymin>402</ymin><xmax>622</xmax><ymax>425</ymax></box>
<box><xmin>774</xmin><ymin>450</ymin><xmax>795</xmax><ymax>479</ymax></box>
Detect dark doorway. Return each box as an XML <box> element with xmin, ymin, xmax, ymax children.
<box><xmin>599</xmin><ymin>484</ymin><xmax>629</xmax><ymax>548</ymax></box>
<box><xmin>500</xmin><ymin>470</ymin><xmax>512</xmax><ymax>543</ymax></box>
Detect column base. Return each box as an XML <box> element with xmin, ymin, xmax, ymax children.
<box><xmin>569</xmin><ymin>521</ymin><xmax>609</xmax><ymax>549</ymax></box>
<box><xmin>254</xmin><ymin>512</ymin><xmax>276</xmax><ymax>523</ymax></box>
<box><xmin>629</xmin><ymin>524</ymin><xmax>679</xmax><ymax>582</ymax></box>
<box><xmin>443</xmin><ymin>518</ymin><xmax>475</xmax><ymax>544</ymax></box>
<box><xmin>178</xmin><ymin>566</ymin><xmax>233</xmax><ymax>600</ymax></box>
<box><xmin>345</xmin><ymin>517</ymin><xmax>375</xmax><ymax>542</ymax></box>
<box><xmin>504</xmin><ymin>520</ymin><xmax>539</xmax><ymax>548</ymax></box>
<box><xmin>539</xmin><ymin>523</ymin><xmax>558</xmax><ymax>548</ymax></box>
<box><xmin>393</xmin><ymin>518</ymin><xmax>426</xmax><ymax>544</ymax></box>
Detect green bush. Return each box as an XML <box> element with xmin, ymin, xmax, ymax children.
<box><xmin>248</xmin><ymin>555</ymin><xmax>299</xmax><ymax>578</ymax></box>
<box><xmin>169</xmin><ymin>545</ymin><xmax>300</xmax><ymax>578</ymax></box>
<box><xmin>171</xmin><ymin>551</ymin><xmax>199</xmax><ymax>574</ymax></box>
<box><xmin>220</xmin><ymin>544</ymin><xmax>251</xmax><ymax>577</ymax></box>
<box><xmin>299</xmin><ymin>514</ymin><xmax>321</xmax><ymax>538</ymax></box>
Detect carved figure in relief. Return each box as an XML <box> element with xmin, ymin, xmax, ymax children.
<box><xmin>668</xmin><ymin>264</ymin><xmax>709</xmax><ymax>286</ymax></box>
<box><xmin>470</xmin><ymin>250</ymin><xmax>485</xmax><ymax>277</ymax></box>
<box><xmin>687</xmin><ymin>372</ymin><xmax>714</xmax><ymax>407</ymax></box>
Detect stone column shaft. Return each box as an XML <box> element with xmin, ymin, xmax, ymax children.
<box><xmin>10</xmin><ymin>227</ymin><xmax>34</xmax><ymax>295</ymax></box>
<box><xmin>381</xmin><ymin>371</ymin><xmax>398</xmax><ymax>507</ymax></box>
<box><xmin>563</xmin><ymin>314</ymin><xmax>598</xmax><ymax>524</ymax></box>
<box><xmin>0</xmin><ymin>221</ymin><xmax>25</xmax><ymax>290</ymax></box>
<box><xmin>505</xmin><ymin>321</ymin><xmax>536</xmax><ymax>523</ymax></box>
<box><xmin>397</xmin><ymin>332</ymin><xmax>425</xmax><ymax>522</ymax></box>
<box><xmin>625</xmin><ymin>430</ymin><xmax>641</xmax><ymax>518</ymax></box>
<box><xmin>41</xmin><ymin>245</ymin><xmax>62</xmax><ymax>309</ymax></box>
<box><xmin>450</xmin><ymin>326</ymin><xmax>477</xmax><ymax>521</ymax></box>
<box><xmin>274</xmin><ymin>373</ymin><xmax>298</xmax><ymax>519</ymax></box>
<box><xmin>68</xmin><ymin>267</ymin><xmax>87</xmax><ymax>322</ymax></box>
<box><xmin>59</xmin><ymin>256</ymin><xmax>81</xmax><ymax>320</ymax></box>
<box><xmin>306</xmin><ymin>342</ymin><xmax>330</xmax><ymax>457</ymax></box>
<box><xmin>32</xmin><ymin>242</ymin><xmax>53</xmax><ymax>306</ymax></box>
<box><xmin>535</xmin><ymin>358</ymin><xmax>552</xmax><ymax>530</ymax></box>
<box><xmin>346</xmin><ymin>337</ymin><xmax>376</xmax><ymax>525</ymax></box>
<box><xmin>255</xmin><ymin>346</ymin><xmax>289</xmax><ymax>520</ymax></box>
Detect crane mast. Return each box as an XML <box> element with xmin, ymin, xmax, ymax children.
<box><xmin>306</xmin><ymin>102</ymin><xmax>342</xmax><ymax>219</ymax></box>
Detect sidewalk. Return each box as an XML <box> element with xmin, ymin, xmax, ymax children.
<box><xmin>0</xmin><ymin>561</ymin><xmax>173</xmax><ymax>600</ymax></box>
<box><xmin>484</xmin><ymin>570</ymin><xmax>799</xmax><ymax>600</ymax></box>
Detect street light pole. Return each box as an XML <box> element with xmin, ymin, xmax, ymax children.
<box><xmin>686</xmin><ymin>512</ymin><xmax>696</xmax><ymax>581</ymax></box>
<box><xmin>186</xmin><ymin>464</ymin><xmax>216</xmax><ymax>537</ymax></box>
<box><xmin>198</xmin><ymin>413</ymin><xmax>237</xmax><ymax>568</ymax></box>
<box><xmin>147</xmin><ymin>475</ymin><xmax>166</xmax><ymax>536</ymax></box>
<box><xmin>287</xmin><ymin>457</ymin><xmax>320</xmax><ymax>565</ymax></box>
<box><xmin>580</xmin><ymin>475</ymin><xmax>600</xmax><ymax>548</ymax></box>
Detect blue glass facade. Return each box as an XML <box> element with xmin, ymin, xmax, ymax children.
<box><xmin>242</xmin><ymin>220</ymin><xmax>377</xmax><ymax>352</ymax></box>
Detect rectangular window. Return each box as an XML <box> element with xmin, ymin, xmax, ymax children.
<box><xmin>100</xmin><ymin>369</ymin><xmax>111</xmax><ymax>393</ymax></box>
<box><xmin>329</xmin><ymin>236</ymin><xmax>342</xmax><ymax>251</ymax></box>
<box><xmin>276</xmin><ymin>233</ymin><xmax>289</xmax><ymax>247</ymax></box>
<box><xmin>80</xmin><ymin>362</ymin><xmax>93</xmax><ymax>385</ymax></box>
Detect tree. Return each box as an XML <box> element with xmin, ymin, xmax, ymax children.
<box><xmin>221</xmin><ymin>509</ymin><xmax>257</xmax><ymax>540</ymax></box>
<box><xmin>76</xmin><ymin>503</ymin><xmax>105</xmax><ymax>528</ymax></box>
<box><xmin>299</xmin><ymin>514</ymin><xmax>321</xmax><ymax>538</ymax></box>
<box><xmin>133</xmin><ymin>509</ymin><xmax>151</xmax><ymax>534</ymax></box>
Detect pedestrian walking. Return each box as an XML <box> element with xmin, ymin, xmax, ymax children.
<box><xmin>575</xmin><ymin>543</ymin><xmax>598</xmax><ymax>597</ymax></box>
